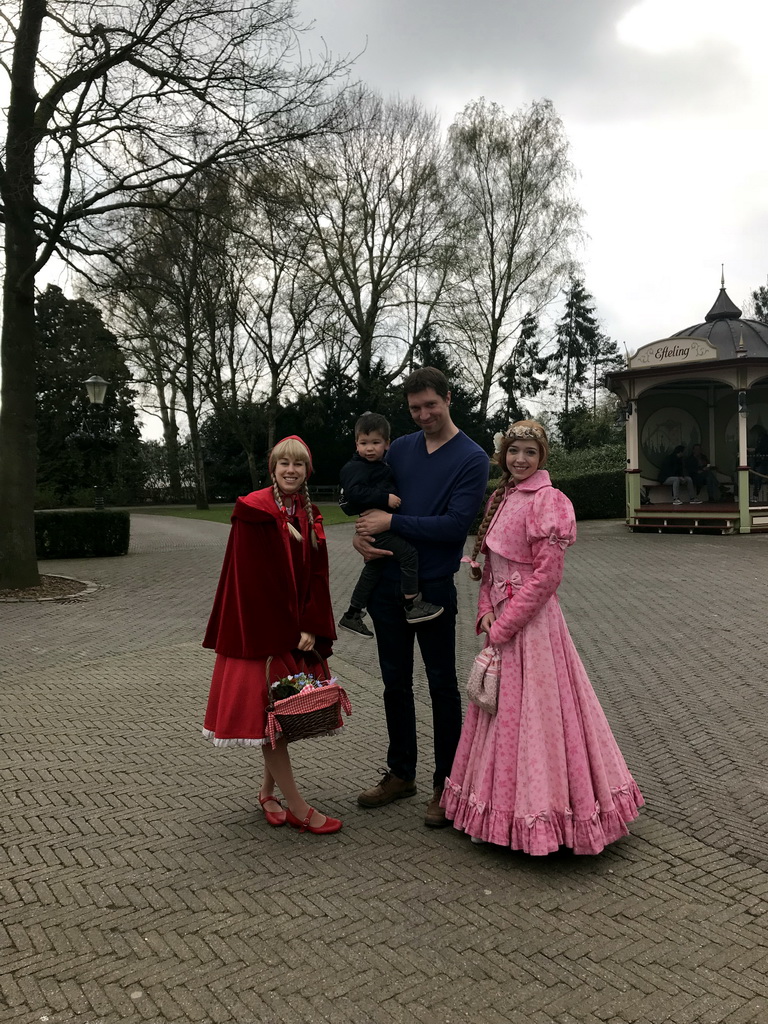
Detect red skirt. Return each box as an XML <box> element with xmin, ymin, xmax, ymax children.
<box><xmin>203</xmin><ymin>650</ymin><xmax>318</xmax><ymax>747</ymax></box>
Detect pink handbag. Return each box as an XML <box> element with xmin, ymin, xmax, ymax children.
<box><xmin>466</xmin><ymin>645</ymin><xmax>501</xmax><ymax>715</ymax></box>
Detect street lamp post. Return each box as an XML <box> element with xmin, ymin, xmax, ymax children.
<box><xmin>82</xmin><ymin>375</ymin><xmax>110</xmax><ymax>509</ymax></box>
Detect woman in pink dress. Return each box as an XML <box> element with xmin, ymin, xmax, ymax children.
<box><xmin>442</xmin><ymin>421</ymin><xmax>643</xmax><ymax>855</ymax></box>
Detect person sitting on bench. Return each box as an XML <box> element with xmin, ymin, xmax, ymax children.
<box><xmin>659</xmin><ymin>445</ymin><xmax>700</xmax><ymax>505</ymax></box>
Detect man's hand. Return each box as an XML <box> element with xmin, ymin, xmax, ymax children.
<box><xmin>357</xmin><ymin>509</ymin><xmax>392</xmax><ymax>536</ymax></box>
<box><xmin>352</xmin><ymin>533</ymin><xmax>393</xmax><ymax>560</ymax></box>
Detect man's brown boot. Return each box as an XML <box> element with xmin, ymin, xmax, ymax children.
<box><xmin>424</xmin><ymin>786</ymin><xmax>450</xmax><ymax>828</ymax></box>
<box><xmin>357</xmin><ymin>770</ymin><xmax>417</xmax><ymax>808</ymax></box>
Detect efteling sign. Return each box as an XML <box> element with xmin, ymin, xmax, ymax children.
<box><xmin>629</xmin><ymin>336</ymin><xmax>718</xmax><ymax>369</ymax></box>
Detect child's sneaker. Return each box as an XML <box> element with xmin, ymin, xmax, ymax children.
<box><xmin>404</xmin><ymin>595</ymin><xmax>444</xmax><ymax>625</ymax></box>
<box><xmin>338</xmin><ymin>610</ymin><xmax>374</xmax><ymax>638</ymax></box>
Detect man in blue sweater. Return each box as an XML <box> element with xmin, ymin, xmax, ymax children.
<box><xmin>353</xmin><ymin>367</ymin><xmax>489</xmax><ymax>827</ymax></box>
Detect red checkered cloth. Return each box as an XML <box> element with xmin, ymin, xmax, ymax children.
<box><xmin>266</xmin><ymin>683</ymin><xmax>352</xmax><ymax>748</ymax></box>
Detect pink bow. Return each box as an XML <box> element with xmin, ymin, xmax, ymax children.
<box><xmin>525</xmin><ymin>811</ymin><xmax>549</xmax><ymax>829</ymax></box>
<box><xmin>461</xmin><ymin>555</ymin><xmax>481</xmax><ymax>570</ymax></box>
<box><xmin>494</xmin><ymin>571</ymin><xmax>522</xmax><ymax>599</ymax></box>
<box><xmin>468</xmin><ymin>793</ymin><xmax>486</xmax><ymax>814</ymax></box>
<box><xmin>548</xmin><ymin>532</ymin><xmax>570</xmax><ymax>550</ymax></box>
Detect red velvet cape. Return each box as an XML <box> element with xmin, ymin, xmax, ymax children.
<box><xmin>203</xmin><ymin>488</ymin><xmax>335</xmax><ymax>661</ymax></box>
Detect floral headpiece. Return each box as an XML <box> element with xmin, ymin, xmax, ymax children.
<box><xmin>492</xmin><ymin>424</ymin><xmax>545</xmax><ymax>453</ymax></box>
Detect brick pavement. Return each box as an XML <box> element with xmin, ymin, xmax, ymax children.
<box><xmin>2</xmin><ymin>513</ymin><xmax>768</xmax><ymax>1024</ymax></box>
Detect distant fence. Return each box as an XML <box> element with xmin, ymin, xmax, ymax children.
<box><xmin>137</xmin><ymin>486</ymin><xmax>198</xmax><ymax>504</ymax></box>
<box><xmin>310</xmin><ymin>485</ymin><xmax>340</xmax><ymax>502</ymax></box>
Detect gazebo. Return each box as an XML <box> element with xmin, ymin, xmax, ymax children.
<box><xmin>606</xmin><ymin>277</ymin><xmax>768</xmax><ymax>534</ymax></box>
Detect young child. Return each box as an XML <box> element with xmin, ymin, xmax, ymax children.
<box><xmin>338</xmin><ymin>412</ymin><xmax>443</xmax><ymax>637</ymax></box>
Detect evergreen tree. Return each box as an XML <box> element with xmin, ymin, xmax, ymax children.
<box><xmin>750</xmin><ymin>282</ymin><xmax>768</xmax><ymax>322</ymax></box>
<box><xmin>557</xmin><ymin>401</ymin><xmax>623</xmax><ymax>452</ymax></box>
<box><xmin>585</xmin><ymin>333</ymin><xmax>625</xmax><ymax>414</ymax></box>
<box><xmin>36</xmin><ymin>286</ymin><xmax>143</xmax><ymax>505</ymax></box>
<box><xmin>548</xmin><ymin>278</ymin><xmax>600</xmax><ymax>415</ymax></box>
<box><xmin>496</xmin><ymin>312</ymin><xmax>549</xmax><ymax>425</ymax></box>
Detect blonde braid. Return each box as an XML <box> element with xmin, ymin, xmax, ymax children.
<box><xmin>300</xmin><ymin>481</ymin><xmax>318</xmax><ymax>549</ymax></box>
<box><xmin>272</xmin><ymin>479</ymin><xmax>302</xmax><ymax>542</ymax></box>
<box><xmin>468</xmin><ymin>484</ymin><xmax>509</xmax><ymax>580</ymax></box>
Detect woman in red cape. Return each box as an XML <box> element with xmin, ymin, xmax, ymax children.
<box><xmin>202</xmin><ymin>436</ymin><xmax>342</xmax><ymax>835</ymax></box>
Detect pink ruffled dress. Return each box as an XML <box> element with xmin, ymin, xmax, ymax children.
<box><xmin>442</xmin><ymin>469</ymin><xmax>643</xmax><ymax>855</ymax></box>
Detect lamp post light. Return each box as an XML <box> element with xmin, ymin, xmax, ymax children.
<box><xmin>82</xmin><ymin>375</ymin><xmax>110</xmax><ymax>509</ymax></box>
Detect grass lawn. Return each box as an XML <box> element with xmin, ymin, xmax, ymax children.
<box><xmin>133</xmin><ymin>503</ymin><xmax>350</xmax><ymax>527</ymax></box>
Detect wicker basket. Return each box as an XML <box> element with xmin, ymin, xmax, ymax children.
<box><xmin>264</xmin><ymin>654</ymin><xmax>352</xmax><ymax>748</ymax></box>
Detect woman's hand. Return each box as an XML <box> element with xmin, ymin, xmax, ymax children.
<box><xmin>479</xmin><ymin>612</ymin><xmax>496</xmax><ymax>635</ymax></box>
<box><xmin>297</xmin><ymin>631</ymin><xmax>315</xmax><ymax>652</ymax></box>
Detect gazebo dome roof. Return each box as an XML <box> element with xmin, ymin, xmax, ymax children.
<box><xmin>671</xmin><ymin>284</ymin><xmax>768</xmax><ymax>359</ymax></box>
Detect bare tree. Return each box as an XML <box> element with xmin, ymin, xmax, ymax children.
<box><xmin>445</xmin><ymin>97</ymin><xmax>583</xmax><ymax>419</ymax></box>
<box><xmin>232</xmin><ymin>194</ymin><xmax>329</xmax><ymax>449</ymax></box>
<box><xmin>289</xmin><ymin>87</ymin><xmax>448</xmax><ymax>398</ymax></box>
<box><xmin>94</xmin><ymin>216</ymin><xmax>192</xmax><ymax>502</ymax></box>
<box><xmin>0</xmin><ymin>0</ymin><xmax>348</xmax><ymax>586</ymax></box>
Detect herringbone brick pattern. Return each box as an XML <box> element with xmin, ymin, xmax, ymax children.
<box><xmin>2</xmin><ymin>514</ymin><xmax>768</xmax><ymax>1023</ymax></box>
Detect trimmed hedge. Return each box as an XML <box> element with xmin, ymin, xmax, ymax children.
<box><xmin>35</xmin><ymin>510</ymin><xmax>131</xmax><ymax>559</ymax></box>
<box><xmin>549</xmin><ymin>470</ymin><xmax>624</xmax><ymax>520</ymax></box>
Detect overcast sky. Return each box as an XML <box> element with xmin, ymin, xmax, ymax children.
<box><xmin>297</xmin><ymin>0</ymin><xmax>768</xmax><ymax>356</ymax></box>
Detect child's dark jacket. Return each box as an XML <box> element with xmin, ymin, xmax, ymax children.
<box><xmin>203</xmin><ymin>487</ymin><xmax>335</xmax><ymax>660</ymax></box>
<box><xmin>339</xmin><ymin>454</ymin><xmax>397</xmax><ymax>516</ymax></box>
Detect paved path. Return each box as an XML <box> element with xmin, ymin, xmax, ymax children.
<box><xmin>2</xmin><ymin>514</ymin><xmax>768</xmax><ymax>1024</ymax></box>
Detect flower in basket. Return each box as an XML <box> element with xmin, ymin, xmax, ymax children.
<box><xmin>270</xmin><ymin>672</ymin><xmax>338</xmax><ymax>702</ymax></box>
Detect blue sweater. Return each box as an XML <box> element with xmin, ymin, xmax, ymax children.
<box><xmin>385</xmin><ymin>429</ymin><xmax>489</xmax><ymax>579</ymax></box>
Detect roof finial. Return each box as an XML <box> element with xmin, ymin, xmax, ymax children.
<box><xmin>721</xmin><ymin>263</ymin><xmax>725</xmax><ymax>289</ymax></box>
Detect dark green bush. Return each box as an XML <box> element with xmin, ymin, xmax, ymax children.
<box><xmin>35</xmin><ymin>510</ymin><xmax>130</xmax><ymax>559</ymax></box>
<box><xmin>547</xmin><ymin>442</ymin><xmax>626</xmax><ymax>476</ymax></box>
<box><xmin>550</xmin><ymin>470</ymin><xmax>624</xmax><ymax>520</ymax></box>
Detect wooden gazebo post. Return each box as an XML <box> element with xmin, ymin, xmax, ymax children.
<box><xmin>737</xmin><ymin>387</ymin><xmax>750</xmax><ymax>532</ymax></box>
<box><xmin>624</xmin><ymin>395</ymin><xmax>641</xmax><ymax>514</ymax></box>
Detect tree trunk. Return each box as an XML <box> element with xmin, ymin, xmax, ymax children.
<box><xmin>356</xmin><ymin>325</ymin><xmax>374</xmax><ymax>401</ymax></box>
<box><xmin>267</xmin><ymin>375</ymin><xmax>279</xmax><ymax>451</ymax></box>
<box><xmin>564</xmin><ymin>306</ymin><xmax>574</xmax><ymax>416</ymax></box>
<box><xmin>0</xmin><ymin>0</ymin><xmax>45</xmax><ymax>589</ymax></box>
<box><xmin>162</xmin><ymin>415</ymin><xmax>183</xmax><ymax>502</ymax></box>
<box><xmin>0</xmin><ymin>249</ymin><xmax>40</xmax><ymax>589</ymax></box>
<box><xmin>182</xmin><ymin>390</ymin><xmax>208</xmax><ymax>510</ymax></box>
<box><xmin>148</xmin><ymin>343</ymin><xmax>183</xmax><ymax>501</ymax></box>
<box><xmin>247</xmin><ymin>451</ymin><xmax>259</xmax><ymax>489</ymax></box>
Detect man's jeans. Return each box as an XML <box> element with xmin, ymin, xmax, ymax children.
<box><xmin>367</xmin><ymin>571</ymin><xmax>462</xmax><ymax>789</ymax></box>
<box><xmin>663</xmin><ymin>475</ymin><xmax>695</xmax><ymax>501</ymax></box>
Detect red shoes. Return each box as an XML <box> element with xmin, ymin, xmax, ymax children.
<box><xmin>285</xmin><ymin>806</ymin><xmax>343</xmax><ymax>835</ymax></box>
<box><xmin>259</xmin><ymin>795</ymin><xmax>342</xmax><ymax>834</ymax></box>
<box><xmin>258</xmin><ymin>793</ymin><xmax>287</xmax><ymax>827</ymax></box>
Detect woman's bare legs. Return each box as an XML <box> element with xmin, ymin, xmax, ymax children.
<box><xmin>261</xmin><ymin>739</ymin><xmax>331</xmax><ymax>828</ymax></box>
<box><xmin>258</xmin><ymin>762</ymin><xmax>283</xmax><ymax>816</ymax></box>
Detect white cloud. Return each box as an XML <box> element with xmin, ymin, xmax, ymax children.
<box><xmin>617</xmin><ymin>0</ymin><xmax>768</xmax><ymax>59</ymax></box>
